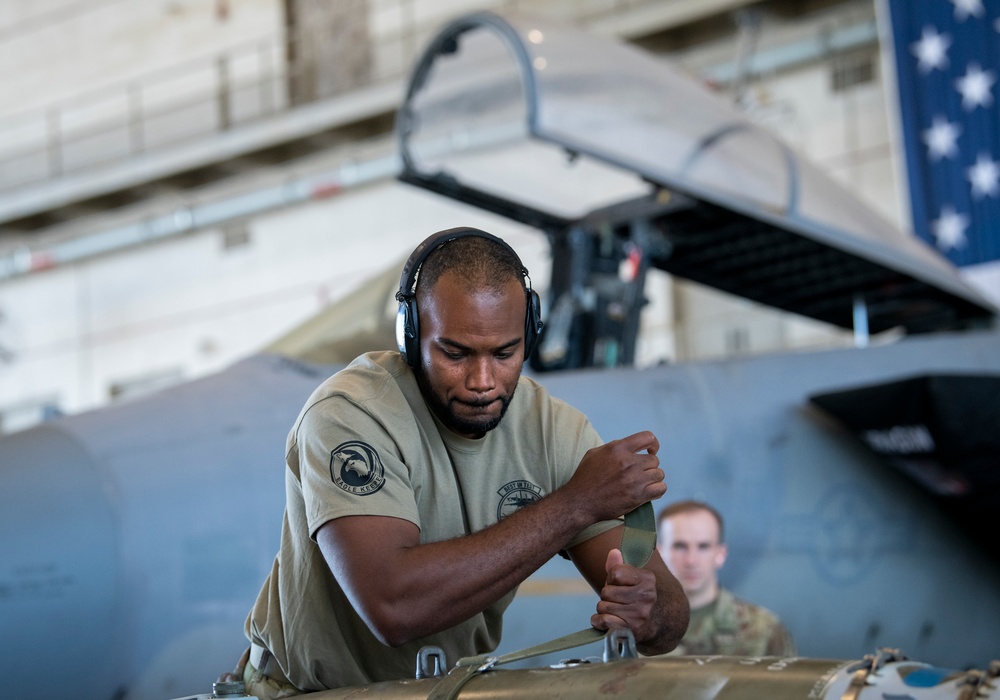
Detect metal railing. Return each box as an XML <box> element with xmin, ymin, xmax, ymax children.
<box><xmin>0</xmin><ymin>0</ymin><xmax>667</xmax><ymax>198</ymax></box>
<box><xmin>0</xmin><ymin>35</ymin><xmax>288</xmax><ymax>194</ymax></box>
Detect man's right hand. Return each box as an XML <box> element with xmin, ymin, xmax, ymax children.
<box><xmin>565</xmin><ymin>431</ymin><xmax>665</xmax><ymax>522</ymax></box>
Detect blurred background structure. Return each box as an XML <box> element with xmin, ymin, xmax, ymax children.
<box><xmin>3</xmin><ymin>0</ymin><xmax>996</xmax><ymax>430</ymax></box>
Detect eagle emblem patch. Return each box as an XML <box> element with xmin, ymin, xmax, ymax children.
<box><xmin>329</xmin><ymin>441</ymin><xmax>386</xmax><ymax>496</ymax></box>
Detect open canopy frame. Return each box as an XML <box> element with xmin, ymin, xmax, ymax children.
<box><xmin>397</xmin><ymin>12</ymin><xmax>996</xmax><ymax>347</ymax></box>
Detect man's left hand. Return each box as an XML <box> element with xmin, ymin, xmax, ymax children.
<box><xmin>591</xmin><ymin>548</ymin><xmax>658</xmax><ymax>639</ymax></box>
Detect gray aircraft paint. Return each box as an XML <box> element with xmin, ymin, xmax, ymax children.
<box><xmin>3</xmin><ymin>329</ymin><xmax>999</xmax><ymax>699</ymax></box>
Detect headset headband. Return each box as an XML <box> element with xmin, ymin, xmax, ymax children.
<box><xmin>396</xmin><ymin>227</ymin><xmax>530</xmax><ymax>302</ymax></box>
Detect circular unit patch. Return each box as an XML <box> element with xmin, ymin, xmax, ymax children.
<box><xmin>496</xmin><ymin>480</ymin><xmax>542</xmax><ymax>520</ymax></box>
<box><xmin>329</xmin><ymin>441</ymin><xmax>386</xmax><ymax>496</ymax></box>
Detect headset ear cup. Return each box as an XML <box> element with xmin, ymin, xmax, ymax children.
<box><xmin>396</xmin><ymin>297</ymin><xmax>420</xmax><ymax>367</ymax></box>
<box><xmin>524</xmin><ymin>289</ymin><xmax>543</xmax><ymax>359</ymax></box>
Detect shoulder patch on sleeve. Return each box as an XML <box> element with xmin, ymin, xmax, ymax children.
<box><xmin>329</xmin><ymin>441</ymin><xmax>386</xmax><ymax>496</ymax></box>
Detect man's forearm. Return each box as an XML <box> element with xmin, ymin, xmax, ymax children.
<box><xmin>321</xmin><ymin>431</ymin><xmax>667</xmax><ymax>647</ymax></box>
<box><xmin>320</xmin><ymin>487</ymin><xmax>596</xmax><ymax>647</ymax></box>
<box><xmin>400</xmin><ymin>488</ymin><xmax>594</xmax><ymax>623</ymax></box>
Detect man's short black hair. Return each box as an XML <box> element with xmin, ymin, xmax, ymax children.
<box><xmin>415</xmin><ymin>234</ymin><xmax>527</xmax><ymax>303</ymax></box>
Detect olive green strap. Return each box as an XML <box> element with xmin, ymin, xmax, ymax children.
<box><xmin>454</xmin><ymin>627</ymin><xmax>607</xmax><ymax>672</ymax></box>
<box><xmin>619</xmin><ymin>501</ymin><xmax>657</xmax><ymax>569</ymax></box>
<box><xmin>426</xmin><ymin>501</ymin><xmax>656</xmax><ymax>700</ymax></box>
<box><xmin>424</xmin><ymin>664</ymin><xmax>482</xmax><ymax>700</ymax></box>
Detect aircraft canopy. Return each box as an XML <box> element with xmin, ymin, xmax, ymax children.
<box><xmin>397</xmin><ymin>12</ymin><xmax>996</xmax><ymax>334</ymax></box>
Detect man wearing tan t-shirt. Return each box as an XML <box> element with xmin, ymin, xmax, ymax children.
<box><xmin>229</xmin><ymin>228</ymin><xmax>689</xmax><ymax>696</ymax></box>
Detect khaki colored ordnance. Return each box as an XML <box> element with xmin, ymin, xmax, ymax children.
<box><xmin>190</xmin><ymin>647</ymin><xmax>1000</xmax><ymax>700</ymax></box>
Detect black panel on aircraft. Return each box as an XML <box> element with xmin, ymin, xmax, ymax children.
<box><xmin>644</xmin><ymin>198</ymin><xmax>992</xmax><ymax>335</ymax></box>
<box><xmin>810</xmin><ymin>374</ymin><xmax>1000</xmax><ymax>561</ymax></box>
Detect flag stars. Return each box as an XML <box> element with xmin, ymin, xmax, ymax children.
<box><xmin>967</xmin><ymin>153</ymin><xmax>1000</xmax><ymax>198</ymax></box>
<box><xmin>922</xmin><ymin>115</ymin><xmax>962</xmax><ymax>160</ymax></box>
<box><xmin>955</xmin><ymin>63</ymin><xmax>996</xmax><ymax>110</ymax></box>
<box><xmin>895</xmin><ymin>1</ymin><xmax>997</xmax><ymax>264</ymax></box>
<box><xmin>912</xmin><ymin>25</ymin><xmax>951</xmax><ymax>73</ymax></box>
<box><xmin>950</xmin><ymin>0</ymin><xmax>984</xmax><ymax>21</ymax></box>
<box><xmin>932</xmin><ymin>206</ymin><xmax>969</xmax><ymax>250</ymax></box>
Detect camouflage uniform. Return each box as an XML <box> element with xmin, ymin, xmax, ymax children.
<box><xmin>673</xmin><ymin>588</ymin><xmax>796</xmax><ymax>656</ymax></box>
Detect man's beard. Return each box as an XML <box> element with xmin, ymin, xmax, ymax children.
<box><xmin>415</xmin><ymin>366</ymin><xmax>516</xmax><ymax>437</ymax></box>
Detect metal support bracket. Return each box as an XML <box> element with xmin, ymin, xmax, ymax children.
<box><xmin>840</xmin><ymin>647</ymin><xmax>907</xmax><ymax>700</ymax></box>
<box><xmin>416</xmin><ymin>646</ymin><xmax>448</xmax><ymax>679</ymax></box>
<box><xmin>603</xmin><ymin>628</ymin><xmax>638</xmax><ymax>662</ymax></box>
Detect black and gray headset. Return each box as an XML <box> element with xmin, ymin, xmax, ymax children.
<box><xmin>394</xmin><ymin>227</ymin><xmax>543</xmax><ymax>368</ymax></box>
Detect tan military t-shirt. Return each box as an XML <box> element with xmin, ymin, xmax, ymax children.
<box><xmin>246</xmin><ymin>351</ymin><xmax>617</xmax><ymax>691</ymax></box>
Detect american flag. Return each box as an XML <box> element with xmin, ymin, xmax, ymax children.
<box><xmin>887</xmin><ymin>0</ymin><xmax>1000</xmax><ymax>267</ymax></box>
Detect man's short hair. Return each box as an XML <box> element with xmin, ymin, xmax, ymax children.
<box><xmin>415</xmin><ymin>234</ymin><xmax>527</xmax><ymax>302</ymax></box>
<box><xmin>658</xmin><ymin>500</ymin><xmax>726</xmax><ymax>543</ymax></box>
